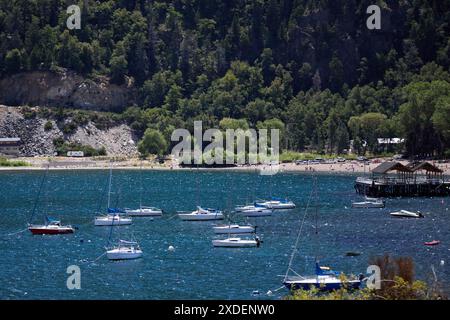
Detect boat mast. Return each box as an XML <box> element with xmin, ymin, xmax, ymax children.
<box><xmin>29</xmin><ymin>164</ymin><xmax>49</xmax><ymax>224</ymax></box>
<box><xmin>283</xmin><ymin>174</ymin><xmax>316</xmax><ymax>282</ymax></box>
<box><xmin>139</xmin><ymin>161</ymin><xmax>143</xmax><ymax>209</ymax></box>
<box><xmin>107</xmin><ymin>162</ymin><xmax>112</xmax><ymax>209</ymax></box>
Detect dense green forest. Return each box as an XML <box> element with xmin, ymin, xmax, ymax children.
<box><xmin>0</xmin><ymin>0</ymin><xmax>450</xmax><ymax>157</ymax></box>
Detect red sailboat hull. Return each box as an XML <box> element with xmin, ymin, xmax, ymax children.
<box><xmin>424</xmin><ymin>240</ymin><xmax>440</xmax><ymax>246</ymax></box>
<box><xmin>28</xmin><ymin>227</ymin><xmax>74</xmax><ymax>235</ymax></box>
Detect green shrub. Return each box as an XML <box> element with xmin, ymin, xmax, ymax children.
<box><xmin>0</xmin><ymin>157</ymin><xmax>29</xmax><ymax>167</ymax></box>
<box><xmin>44</xmin><ymin>120</ymin><xmax>53</xmax><ymax>131</ymax></box>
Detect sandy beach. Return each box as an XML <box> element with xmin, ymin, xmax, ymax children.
<box><xmin>1</xmin><ymin>156</ymin><xmax>449</xmax><ymax>175</ymax></box>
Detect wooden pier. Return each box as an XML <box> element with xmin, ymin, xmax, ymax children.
<box><xmin>354</xmin><ymin>161</ymin><xmax>450</xmax><ymax>197</ymax></box>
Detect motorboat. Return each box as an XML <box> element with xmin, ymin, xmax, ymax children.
<box><xmin>351</xmin><ymin>200</ymin><xmax>385</xmax><ymax>208</ymax></box>
<box><xmin>125</xmin><ymin>206</ymin><xmax>163</xmax><ymax>217</ymax></box>
<box><xmin>212</xmin><ymin>236</ymin><xmax>261</xmax><ymax>248</ymax></box>
<box><xmin>389</xmin><ymin>210</ymin><xmax>424</xmax><ymax>218</ymax></box>
<box><xmin>95</xmin><ymin>212</ymin><xmax>133</xmax><ymax>226</ymax></box>
<box><xmin>213</xmin><ymin>224</ymin><xmax>255</xmax><ymax>234</ymax></box>
<box><xmin>28</xmin><ymin>217</ymin><xmax>74</xmax><ymax>235</ymax></box>
<box><xmin>178</xmin><ymin>206</ymin><xmax>224</xmax><ymax>221</ymax></box>
<box><xmin>283</xmin><ymin>263</ymin><xmax>363</xmax><ymax>291</ymax></box>
<box><xmin>106</xmin><ymin>240</ymin><xmax>143</xmax><ymax>260</ymax></box>
<box><xmin>256</xmin><ymin>197</ymin><xmax>296</xmax><ymax>209</ymax></box>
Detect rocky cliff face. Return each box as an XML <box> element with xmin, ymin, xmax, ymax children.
<box><xmin>0</xmin><ymin>106</ymin><xmax>138</xmax><ymax>157</ymax></box>
<box><xmin>0</xmin><ymin>70</ymin><xmax>135</xmax><ymax>112</ymax></box>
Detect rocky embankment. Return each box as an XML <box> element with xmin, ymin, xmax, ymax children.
<box><xmin>0</xmin><ymin>106</ymin><xmax>138</xmax><ymax>157</ymax></box>
<box><xmin>0</xmin><ymin>70</ymin><xmax>134</xmax><ymax>112</ymax></box>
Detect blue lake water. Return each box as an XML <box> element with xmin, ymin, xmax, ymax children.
<box><xmin>0</xmin><ymin>170</ymin><xmax>448</xmax><ymax>299</ymax></box>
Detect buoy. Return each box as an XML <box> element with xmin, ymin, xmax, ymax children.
<box><xmin>168</xmin><ymin>245</ymin><xmax>175</xmax><ymax>252</ymax></box>
<box><xmin>440</xmin><ymin>260</ymin><xmax>445</xmax><ymax>266</ymax></box>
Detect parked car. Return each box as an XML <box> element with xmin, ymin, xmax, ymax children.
<box><xmin>357</xmin><ymin>156</ymin><xmax>368</xmax><ymax>162</ymax></box>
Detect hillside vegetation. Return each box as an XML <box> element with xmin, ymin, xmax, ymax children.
<box><xmin>1</xmin><ymin>0</ymin><xmax>449</xmax><ymax>157</ymax></box>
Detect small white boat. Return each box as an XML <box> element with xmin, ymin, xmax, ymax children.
<box><xmin>106</xmin><ymin>240</ymin><xmax>143</xmax><ymax>260</ymax></box>
<box><xmin>213</xmin><ymin>224</ymin><xmax>255</xmax><ymax>234</ymax></box>
<box><xmin>178</xmin><ymin>206</ymin><xmax>224</xmax><ymax>221</ymax></box>
<box><xmin>95</xmin><ymin>214</ymin><xmax>133</xmax><ymax>226</ymax></box>
<box><xmin>256</xmin><ymin>198</ymin><xmax>296</xmax><ymax>209</ymax></box>
<box><xmin>239</xmin><ymin>207</ymin><xmax>273</xmax><ymax>217</ymax></box>
<box><xmin>212</xmin><ymin>236</ymin><xmax>261</xmax><ymax>248</ymax></box>
<box><xmin>235</xmin><ymin>204</ymin><xmax>257</xmax><ymax>212</ymax></box>
<box><xmin>125</xmin><ymin>206</ymin><xmax>162</xmax><ymax>217</ymax></box>
<box><xmin>351</xmin><ymin>200</ymin><xmax>385</xmax><ymax>208</ymax></box>
<box><xmin>390</xmin><ymin>210</ymin><xmax>424</xmax><ymax>218</ymax></box>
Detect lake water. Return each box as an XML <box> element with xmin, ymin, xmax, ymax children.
<box><xmin>0</xmin><ymin>170</ymin><xmax>448</xmax><ymax>299</ymax></box>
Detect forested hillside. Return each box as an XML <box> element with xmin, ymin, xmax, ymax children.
<box><xmin>0</xmin><ymin>0</ymin><xmax>449</xmax><ymax>157</ymax></box>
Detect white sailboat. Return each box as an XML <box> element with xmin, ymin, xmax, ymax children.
<box><xmin>125</xmin><ymin>163</ymin><xmax>163</xmax><ymax>217</ymax></box>
<box><xmin>106</xmin><ymin>240</ymin><xmax>143</xmax><ymax>260</ymax></box>
<box><xmin>212</xmin><ymin>236</ymin><xmax>261</xmax><ymax>248</ymax></box>
<box><xmin>390</xmin><ymin>210</ymin><xmax>424</xmax><ymax>218</ymax></box>
<box><xmin>351</xmin><ymin>199</ymin><xmax>385</xmax><ymax>208</ymax></box>
<box><xmin>238</xmin><ymin>205</ymin><xmax>273</xmax><ymax>217</ymax></box>
<box><xmin>27</xmin><ymin>166</ymin><xmax>75</xmax><ymax>235</ymax></box>
<box><xmin>178</xmin><ymin>206</ymin><xmax>224</xmax><ymax>221</ymax></box>
<box><xmin>256</xmin><ymin>197</ymin><xmax>296</xmax><ymax>209</ymax></box>
<box><xmin>213</xmin><ymin>224</ymin><xmax>255</xmax><ymax>234</ymax></box>
<box><xmin>126</xmin><ymin>206</ymin><xmax>163</xmax><ymax>217</ymax></box>
<box><xmin>95</xmin><ymin>213</ymin><xmax>132</xmax><ymax>226</ymax></box>
<box><xmin>94</xmin><ymin>165</ymin><xmax>133</xmax><ymax>226</ymax></box>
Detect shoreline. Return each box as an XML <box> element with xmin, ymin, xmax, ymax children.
<box><xmin>1</xmin><ymin>157</ymin><xmax>449</xmax><ymax>175</ymax></box>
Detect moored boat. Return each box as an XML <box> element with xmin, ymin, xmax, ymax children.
<box><xmin>389</xmin><ymin>210</ymin><xmax>424</xmax><ymax>218</ymax></box>
<box><xmin>351</xmin><ymin>200</ymin><xmax>385</xmax><ymax>208</ymax></box>
<box><xmin>125</xmin><ymin>206</ymin><xmax>163</xmax><ymax>217</ymax></box>
<box><xmin>212</xmin><ymin>236</ymin><xmax>261</xmax><ymax>248</ymax></box>
<box><xmin>239</xmin><ymin>206</ymin><xmax>272</xmax><ymax>217</ymax></box>
<box><xmin>95</xmin><ymin>212</ymin><xmax>133</xmax><ymax>226</ymax></box>
<box><xmin>256</xmin><ymin>197</ymin><xmax>296</xmax><ymax>209</ymax></box>
<box><xmin>283</xmin><ymin>263</ymin><xmax>363</xmax><ymax>291</ymax></box>
<box><xmin>283</xmin><ymin>176</ymin><xmax>364</xmax><ymax>292</ymax></box>
<box><xmin>28</xmin><ymin>217</ymin><xmax>74</xmax><ymax>235</ymax></box>
<box><xmin>213</xmin><ymin>224</ymin><xmax>255</xmax><ymax>234</ymax></box>
<box><xmin>178</xmin><ymin>206</ymin><xmax>224</xmax><ymax>221</ymax></box>
<box><xmin>424</xmin><ymin>240</ymin><xmax>440</xmax><ymax>246</ymax></box>
<box><xmin>106</xmin><ymin>240</ymin><xmax>143</xmax><ymax>260</ymax></box>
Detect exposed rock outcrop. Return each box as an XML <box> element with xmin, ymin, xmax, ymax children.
<box><xmin>0</xmin><ymin>105</ymin><xmax>138</xmax><ymax>157</ymax></box>
<box><xmin>0</xmin><ymin>70</ymin><xmax>134</xmax><ymax>112</ymax></box>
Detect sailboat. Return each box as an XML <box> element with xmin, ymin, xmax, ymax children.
<box><xmin>106</xmin><ymin>240</ymin><xmax>143</xmax><ymax>260</ymax></box>
<box><xmin>212</xmin><ymin>236</ymin><xmax>261</xmax><ymax>248</ymax></box>
<box><xmin>178</xmin><ymin>206</ymin><xmax>224</xmax><ymax>221</ymax></box>
<box><xmin>283</xmin><ymin>176</ymin><xmax>363</xmax><ymax>291</ymax></box>
<box><xmin>125</xmin><ymin>163</ymin><xmax>163</xmax><ymax>217</ymax></box>
<box><xmin>213</xmin><ymin>224</ymin><xmax>255</xmax><ymax>234</ymax></box>
<box><xmin>213</xmin><ymin>208</ymin><xmax>255</xmax><ymax>234</ymax></box>
<box><xmin>178</xmin><ymin>166</ymin><xmax>223</xmax><ymax>221</ymax></box>
<box><xmin>28</xmin><ymin>166</ymin><xmax>75</xmax><ymax>235</ymax></box>
<box><xmin>256</xmin><ymin>197</ymin><xmax>296</xmax><ymax>209</ymax></box>
<box><xmin>94</xmin><ymin>165</ymin><xmax>132</xmax><ymax>226</ymax></box>
<box><xmin>237</xmin><ymin>203</ymin><xmax>273</xmax><ymax>217</ymax></box>
<box><xmin>389</xmin><ymin>210</ymin><xmax>424</xmax><ymax>218</ymax></box>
